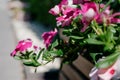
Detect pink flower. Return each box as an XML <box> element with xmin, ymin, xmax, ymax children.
<box><xmin>56</xmin><ymin>7</ymin><xmax>81</xmax><ymax>26</ymax></box>
<box><xmin>110</xmin><ymin>12</ymin><xmax>120</xmax><ymax>24</ymax></box>
<box><xmin>33</xmin><ymin>45</ymin><xmax>38</xmax><ymax>51</ymax></box>
<box><xmin>49</xmin><ymin>5</ymin><xmax>60</xmax><ymax>16</ymax></box>
<box><xmin>95</xmin><ymin>12</ymin><xmax>120</xmax><ymax>25</ymax></box>
<box><xmin>73</xmin><ymin>0</ymin><xmax>90</xmax><ymax>4</ymax></box>
<box><xmin>49</xmin><ymin>0</ymin><xmax>81</xmax><ymax>27</ymax></box>
<box><xmin>11</xmin><ymin>39</ymin><xmax>32</xmax><ymax>56</ymax></box>
<box><xmin>42</xmin><ymin>29</ymin><xmax>57</xmax><ymax>48</ymax></box>
<box><xmin>95</xmin><ymin>4</ymin><xmax>120</xmax><ymax>24</ymax></box>
<box><xmin>60</xmin><ymin>0</ymin><xmax>68</xmax><ymax>5</ymax></box>
<box><xmin>80</xmin><ymin>2</ymin><xmax>98</xmax><ymax>32</ymax></box>
<box><xmin>49</xmin><ymin>0</ymin><xmax>68</xmax><ymax>16</ymax></box>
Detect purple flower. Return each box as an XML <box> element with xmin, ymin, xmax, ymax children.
<box><xmin>42</xmin><ymin>29</ymin><xmax>57</xmax><ymax>48</ymax></box>
<box><xmin>11</xmin><ymin>39</ymin><xmax>32</xmax><ymax>56</ymax></box>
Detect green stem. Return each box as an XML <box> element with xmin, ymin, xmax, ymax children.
<box><xmin>91</xmin><ymin>20</ymin><xmax>103</xmax><ymax>35</ymax></box>
<box><xmin>34</xmin><ymin>67</ymin><xmax>37</xmax><ymax>73</ymax></box>
<box><xmin>100</xmin><ymin>0</ymin><xmax>112</xmax><ymax>12</ymax></box>
<box><xmin>91</xmin><ymin>25</ymin><xmax>100</xmax><ymax>35</ymax></box>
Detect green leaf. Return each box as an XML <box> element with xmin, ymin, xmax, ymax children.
<box><xmin>69</xmin><ymin>36</ymin><xmax>84</xmax><ymax>40</ymax></box>
<box><xmin>56</xmin><ymin>50</ymin><xmax>63</xmax><ymax>56</ymax></box>
<box><xmin>63</xmin><ymin>29</ymin><xmax>72</xmax><ymax>36</ymax></box>
<box><xmin>37</xmin><ymin>48</ymin><xmax>44</xmax><ymax>60</ymax></box>
<box><xmin>23</xmin><ymin>59</ymin><xmax>40</xmax><ymax>67</ymax></box>
<box><xmin>31</xmin><ymin>60</ymin><xmax>41</xmax><ymax>67</ymax></box>
<box><xmin>49</xmin><ymin>50</ymin><xmax>63</xmax><ymax>57</ymax></box>
<box><xmin>88</xmin><ymin>33</ymin><xmax>97</xmax><ymax>39</ymax></box>
<box><xmin>23</xmin><ymin>61</ymin><xmax>34</xmax><ymax>66</ymax></box>
<box><xmin>14</xmin><ymin>56</ymin><xmax>22</xmax><ymax>60</ymax></box>
<box><xmin>105</xmin><ymin>27</ymin><xmax>116</xmax><ymax>42</ymax></box>
<box><xmin>85</xmin><ymin>38</ymin><xmax>105</xmax><ymax>45</ymax></box>
<box><xmin>51</xmin><ymin>40</ymin><xmax>59</xmax><ymax>49</ymax></box>
<box><xmin>26</xmin><ymin>51</ymin><xmax>33</xmax><ymax>56</ymax></box>
<box><xmin>22</xmin><ymin>53</ymin><xmax>41</xmax><ymax>67</ymax></box>
<box><xmin>104</xmin><ymin>43</ymin><xmax>114</xmax><ymax>51</ymax></box>
<box><xmin>90</xmin><ymin>53</ymin><xmax>103</xmax><ymax>64</ymax></box>
<box><xmin>42</xmin><ymin>50</ymin><xmax>53</xmax><ymax>61</ymax></box>
<box><xmin>96</xmin><ymin>52</ymin><xmax>120</xmax><ymax>68</ymax></box>
<box><xmin>23</xmin><ymin>61</ymin><xmax>40</xmax><ymax>67</ymax></box>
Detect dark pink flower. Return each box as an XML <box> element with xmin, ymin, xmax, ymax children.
<box><xmin>49</xmin><ymin>0</ymin><xmax>68</xmax><ymax>16</ymax></box>
<box><xmin>11</xmin><ymin>39</ymin><xmax>32</xmax><ymax>56</ymax></box>
<box><xmin>60</xmin><ymin>0</ymin><xmax>68</xmax><ymax>5</ymax></box>
<box><xmin>95</xmin><ymin>5</ymin><xmax>120</xmax><ymax>25</ymax></box>
<box><xmin>73</xmin><ymin>0</ymin><xmax>90</xmax><ymax>4</ymax></box>
<box><xmin>109</xmin><ymin>13</ymin><xmax>120</xmax><ymax>24</ymax></box>
<box><xmin>42</xmin><ymin>29</ymin><xmax>57</xmax><ymax>48</ymax></box>
<box><xmin>33</xmin><ymin>45</ymin><xmax>38</xmax><ymax>51</ymax></box>
<box><xmin>56</xmin><ymin>7</ymin><xmax>81</xmax><ymax>26</ymax></box>
<box><xmin>80</xmin><ymin>2</ymin><xmax>98</xmax><ymax>32</ymax></box>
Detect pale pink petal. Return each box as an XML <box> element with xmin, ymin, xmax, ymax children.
<box><xmin>49</xmin><ymin>5</ymin><xmax>60</xmax><ymax>16</ymax></box>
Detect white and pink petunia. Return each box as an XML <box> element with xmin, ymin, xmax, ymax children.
<box><xmin>11</xmin><ymin>39</ymin><xmax>32</xmax><ymax>56</ymax></box>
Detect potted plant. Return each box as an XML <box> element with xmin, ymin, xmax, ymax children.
<box><xmin>10</xmin><ymin>0</ymin><xmax>120</xmax><ymax>79</ymax></box>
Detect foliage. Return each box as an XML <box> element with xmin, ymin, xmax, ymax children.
<box><xmin>11</xmin><ymin>0</ymin><xmax>120</xmax><ymax>71</ymax></box>
<box><xmin>20</xmin><ymin>0</ymin><xmax>60</xmax><ymax>27</ymax></box>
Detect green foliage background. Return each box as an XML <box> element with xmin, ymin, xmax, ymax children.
<box><xmin>20</xmin><ymin>0</ymin><xmax>60</xmax><ymax>27</ymax></box>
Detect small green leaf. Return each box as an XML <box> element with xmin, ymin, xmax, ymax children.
<box><xmin>23</xmin><ymin>61</ymin><xmax>40</xmax><ymax>67</ymax></box>
<box><xmin>63</xmin><ymin>29</ymin><xmax>72</xmax><ymax>36</ymax></box>
<box><xmin>37</xmin><ymin>48</ymin><xmax>44</xmax><ymax>60</ymax></box>
<box><xmin>104</xmin><ymin>43</ymin><xmax>114</xmax><ymax>51</ymax></box>
<box><xmin>23</xmin><ymin>60</ymin><xmax>34</xmax><ymax>66</ymax></box>
<box><xmin>88</xmin><ymin>33</ymin><xmax>97</xmax><ymax>39</ymax></box>
<box><xmin>105</xmin><ymin>27</ymin><xmax>116</xmax><ymax>43</ymax></box>
<box><xmin>56</xmin><ymin>50</ymin><xmax>63</xmax><ymax>56</ymax></box>
<box><xmin>49</xmin><ymin>50</ymin><xmax>63</xmax><ymax>57</ymax></box>
<box><xmin>90</xmin><ymin>53</ymin><xmax>103</xmax><ymax>64</ymax></box>
<box><xmin>51</xmin><ymin>40</ymin><xmax>59</xmax><ymax>49</ymax></box>
<box><xmin>70</xmin><ymin>36</ymin><xmax>84</xmax><ymax>40</ymax></box>
<box><xmin>23</xmin><ymin>58</ymin><xmax>40</xmax><ymax>67</ymax></box>
<box><xmin>14</xmin><ymin>56</ymin><xmax>22</xmax><ymax>60</ymax></box>
<box><xmin>85</xmin><ymin>38</ymin><xmax>105</xmax><ymax>45</ymax></box>
<box><xmin>26</xmin><ymin>51</ymin><xmax>33</xmax><ymax>56</ymax></box>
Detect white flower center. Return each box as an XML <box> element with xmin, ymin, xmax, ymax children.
<box><xmin>85</xmin><ymin>8</ymin><xmax>96</xmax><ymax>19</ymax></box>
<box><xmin>54</xmin><ymin>5</ymin><xmax>59</xmax><ymax>13</ymax></box>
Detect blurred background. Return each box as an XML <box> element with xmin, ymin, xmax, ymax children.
<box><xmin>0</xmin><ymin>0</ymin><xmax>24</xmax><ymax>80</ymax></box>
<box><xmin>0</xmin><ymin>0</ymin><xmax>61</xmax><ymax>80</ymax></box>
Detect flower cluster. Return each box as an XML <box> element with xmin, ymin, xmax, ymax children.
<box><xmin>11</xmin><ymin>39</ymin><xmax>41</xmax><ymax>67</ymax></box>
<box><xmin>11</xmin><ymin>0</ymin><xmax>120</xmax><ymax>79</ymax></box>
